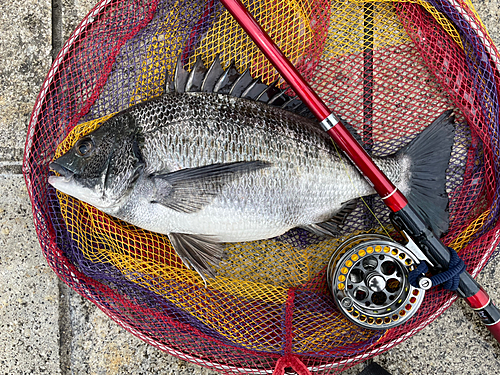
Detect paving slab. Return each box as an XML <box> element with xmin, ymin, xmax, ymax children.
<box><xmin>59</xmin><ymin>288</ymin><xmax>220</xmax><ymax>375</ymax></box>
<box><xmin>61</xmin><ymin>0</ymin><xmax>99</xmax><ymax>43</ymax></box>
<box><xmin>0</xmin><ymin>0</ymin><xmax>58</xmax><ymax>373</ymax></box>
<box><xmin>0</xmin><ymin>176</ymin><xmax>60</xmax><ymax>375</ymax></box>
<box><xmin>0</xmin><ymin>0</ymin><xmax>51</xmax><ymax>169</ymax></box>
<box><xmin>473</xmin><ymin>0</ymin><xmax>500</xmax><ymax>47</ymax></box>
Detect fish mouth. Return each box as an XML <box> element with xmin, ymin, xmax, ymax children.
<box><xmin>49</xmin><ymin>162</ymin><xmax>75</xmax><ymax>179</ymax></box>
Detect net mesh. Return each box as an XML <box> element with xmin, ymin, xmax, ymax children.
<box><xmin>24</xmin><ymin>0</ymin><xmax>500</xmax><ymax>372</ymax></box>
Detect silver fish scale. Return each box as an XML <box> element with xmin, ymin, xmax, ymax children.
<box><xmin>120</xmin><ymin>91</ymin><xmax>406</xmax><ymax>242</ymax></box>
<box><xmin>132</xmin><ymin>93</ymin><xmax>335</xmax><ymax>171</ymax></box>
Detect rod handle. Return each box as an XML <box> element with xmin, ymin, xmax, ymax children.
<box><xmin>464</xmin><ymin>288</ymin><xmax>500</xmax><ymax>342</ymax></box>
<box><xmin>486</xmin><ymin>321</ymin><xmax>500</xmax><ymax>342</ymax></box>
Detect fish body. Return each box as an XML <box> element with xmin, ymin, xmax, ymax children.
<box><xmin>49</xmin><ymin>57</ymin><xmax>454</xmax><ymax>278</ymax></box>
<box><xmin>115</xmin><ymin>92</ymin><xmax>409</xmax><ymax>241</ymax></box>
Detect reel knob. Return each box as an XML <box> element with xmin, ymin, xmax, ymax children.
<box><xmin>418</xmin><ymin>276</ymin><xmax>433</xmax><ymax>290</ymax></box>
<box><xmin>367</xmin><ymin>273</ymin><xmax>387</xmax><ymax>292</ymax></box>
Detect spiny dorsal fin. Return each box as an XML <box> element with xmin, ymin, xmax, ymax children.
<box><xmin>185</xmin><ymin>58</ymin><xmax>207</xmax><ymax>92</ymax></box>
<box><xmin>168</xmin><ymin>55</ymin><xmax>315</xmax><ymax>118</ymax></box>
<box><xmin>229</xmin><ymin>69</ymin><xmax>253</xmax><ymax>97</ymax></box>
<box><xmin>201</xmin><ymin>55</ymin><xmax>224</xmax><ymax>92</ymax></box>
<box><xmin>214</xmin><ymin>61</ymin><xmax>240</xmax><ymax>95</ymax></box>
<box><xmin>173</xmin><ymin>56</ymin><xmax>189</xmax><ymax>93</ymax></box>
<box><xmin>255</xmin><ymin>80</ymin><xmax>280</xmax><ymax>102</ymax></box>
<box><xmin>241</xmin><ymin>79</ymin><xmax>267</xmax><ymax>100</ymax></box>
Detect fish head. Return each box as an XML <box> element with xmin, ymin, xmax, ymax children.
<box><xmin>48</xmin><ymin>112</ymin><xmax>144</xmax><ymax>211</ymax></box>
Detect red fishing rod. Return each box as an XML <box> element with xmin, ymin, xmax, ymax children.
<box><xmin>218</xmin><ymin>0</ymin><xmax>500</xmax><ymax>340</ymax></box>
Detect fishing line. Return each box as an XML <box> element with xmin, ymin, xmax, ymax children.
<box><xmin>330</xmin><ymin>138</ymin><xmax>394</xmax><ymax>240</ymax></box>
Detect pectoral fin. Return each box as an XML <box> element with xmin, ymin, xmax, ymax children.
<box><xmin>151</xmin><ymin>161</ymin><xmax>270</xmax><ymax>213</ymax></box>
<box><xmin>168</xmin><ymin>232</ymin><xmax>226</xmax><ymax>279</ymax></box>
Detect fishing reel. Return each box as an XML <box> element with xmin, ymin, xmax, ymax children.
<box><xmin>327</xmin><ymin>233</ymin><xmax>428</xmax><ymax>330</ymax></box>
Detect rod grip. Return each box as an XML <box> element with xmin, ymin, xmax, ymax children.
<box><xmin>464</xmin><ymin>288</ymin><xmax>500</xmax><ymax>342</ymax></box>
<box><xmin>486</xmin><ymin>321</ymin><xmax>500</xmax><ymax>342</ymax></box>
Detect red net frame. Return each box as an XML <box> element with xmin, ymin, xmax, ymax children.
<box><xmin>23</xmin><ymin>0</ymin><xmax>500</xmax><ymax>373</ymax></box>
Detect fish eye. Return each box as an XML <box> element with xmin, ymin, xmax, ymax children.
<box><xmin>75</xmin><ymin>137</ymin><xmax>94</xmax><ymax>157</ymax></box>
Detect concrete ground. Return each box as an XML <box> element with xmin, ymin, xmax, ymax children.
<box><xmin>1</xmin><ymin>0</ymin><xmax>500</xmax><ymax>374</ymax></box>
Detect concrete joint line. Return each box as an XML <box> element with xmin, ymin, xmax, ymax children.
<box><xmin>50</xmin><ymin>0</ymin><xmax>72</xmax><ymax>373</ymax></box>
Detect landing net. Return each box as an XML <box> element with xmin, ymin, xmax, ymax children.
<box><xmin>24</xmin><ymin>0</ymin><xmax>500</xmax><ymax>373</ymax></box>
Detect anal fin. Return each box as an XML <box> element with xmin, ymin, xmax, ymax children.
<box><xmin>302</xmin><ymin>199</ymin><xmax>358</xmax><ymax>237</ymax></box>
<box><xmin>168</xmin><ymin>233</ymin><xmax>226</xmax><ymax>280</ymax></box>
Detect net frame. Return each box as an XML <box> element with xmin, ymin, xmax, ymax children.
<box><xmin>23</xmin><ymin>0</ymin><xmax>500</xmax><ymax>373</ymax></box>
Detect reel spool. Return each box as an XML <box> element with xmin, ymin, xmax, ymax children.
<box><xmin>327</xmin><ymin>234</ymin><xmax>426</xmax><ymax>330</ymax></box>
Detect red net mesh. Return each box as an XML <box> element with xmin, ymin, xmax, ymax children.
<box><xmin>24</xmin><ymin>0</ymin><xmax>500</xmax><ymax>373</ymax></box>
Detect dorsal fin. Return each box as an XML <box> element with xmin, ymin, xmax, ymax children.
<box><xmin>185</xmin><ymin>58</ymin><xmax>207</xmax><ymax>92</ymax></box>
<box><xmin>201</xmin><ymin>55</ymin><xmax>224</xmax><ymax>92</ymax></box>
<box><xmin>255</xmin><ymin>80</ymin><xmax>280</xmax><ymax>102</ymax></box>
<box><xmin>215</xmin><ymin>61</ymin><xmax>240</xmax><ymax>95</ymax></box>
<box><xmin>168</xmin><ymin>55</ymin><xmax>315</xmax><ymax>118</ymax></box>
<box><xmin>228</xmin><ymin>69</ymin><xmax>253</xmax><ymax>97</ymax></box>
<box><xmin>241</xmin><ymin>79</ymin><xmax>267</xmax><ymax>100</ymax></box>
<box><xmin>173</xmin><ymin>57</ymin><xmax>189</xmax><ymax>93</ymax></box>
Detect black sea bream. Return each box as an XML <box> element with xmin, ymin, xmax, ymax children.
<box><xmin>49</xmin><ymin>57</ymin><xmax>455</xmax><ymax>279</ymax></box>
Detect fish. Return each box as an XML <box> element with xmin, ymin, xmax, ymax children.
<box><xmin>48</xmin><ymin>56</ymin><xmax>455</xmax><ymax>280</ymax></box>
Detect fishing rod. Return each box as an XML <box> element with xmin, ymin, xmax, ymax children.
<box><xmin>218</xmin><ymin>0</ymin><xmax>500</xmax><ymax>341</ymax></box>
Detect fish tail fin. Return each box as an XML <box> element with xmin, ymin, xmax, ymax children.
<box><xmin>398</xmin><ymin>110</ymin><xmax>455</xmax><ymax>236</ymax></box>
